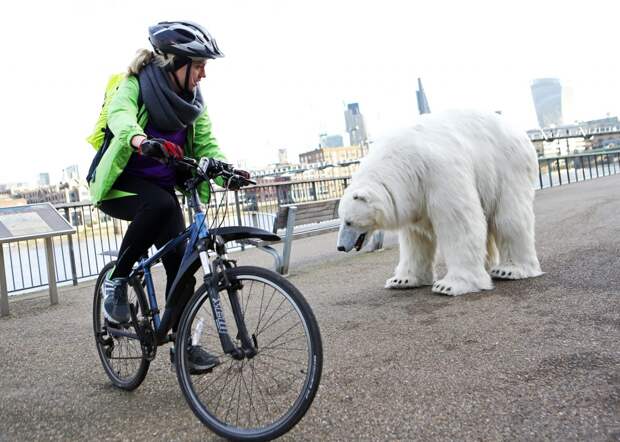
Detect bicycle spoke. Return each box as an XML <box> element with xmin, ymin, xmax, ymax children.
<box><xmin>253</xmin><ymin>356</ymin><xmax>305</xmax><ymax>380</ymax></box>
<box><xmin>255</xmin><ymin>285</ymin><xmax>277</xmax><ymax>334</ymax></box>
<box><xmin>249</xmin><ymin>359</ymin><xmax>278</xmax><ymax>417</ymax></box>
<box><xmin>223</xmin><ymin>362</ymin><xmax>244</xmax><ymax>423</ymax></box>
<box><xmin>256</xmin><ymin>297</ymin><xmax>288</xmax><ymax>336</ymax></box>
<box><xmin>197</xmin><ymin>358</ymin><xmax>236</xmax><ymax>394</ymax></box>
<box><xmin>235</xmin><ymin>360</ymin><xmax>245</xmax><ymax>427</ymax></box>
<box><xmin>177</xmin><ymin>270</ymin><xmax>321</xmax><ymax>438</ymax></box>
<box><xmin>260</xmin><ymin>331</ymin><xmax>307</xmax><ymax>351</ymax></box>
<box><xmin>244</xmin><ymin>361</ymin><xmax>260</xmax><ymax>427</ymax></box>
<box><xmin>252</xmin><ymin>356</ymin><xmax>300</xmax><ymax>386</ymax></box>
<box><xmin>257</xmin><ymin>350</ymin><xmax>306</xmax><ymax>367</ymax></box>
<box><xmin>258</xmin><ymin>321</ymin><xmax>302</xmax><ymax>350</ymax></box>
<box><xmin>205</xmin><ymin>359</ymin><xmax>237</xmax><ymax>413</ymax></box>
<box><xmin>242</xmin><ymin>280</ymin><xmax>254</xmax><ymax>318</ymax></box>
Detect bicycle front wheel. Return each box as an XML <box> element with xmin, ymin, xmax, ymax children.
<box><xmin>175</xmin><ymin>266</ymin><xmax>322</xmax><ymax>441</ymax></box>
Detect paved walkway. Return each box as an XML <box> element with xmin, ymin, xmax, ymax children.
<box><xmin>1</xmin><ymin>175</ymin><xmax>620</xmax><ymax>441</ymax></box>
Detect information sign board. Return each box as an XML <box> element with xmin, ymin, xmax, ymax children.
<box><xmin>0</xmin><ymin>203</ymin><xmax>74</xmax><ymax>243</ymax></box>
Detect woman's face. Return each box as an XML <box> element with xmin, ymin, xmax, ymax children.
<box><xmin>175</xmin><ymin>60</ymin><xmax>207</xmax><ymax>90</ymax></box>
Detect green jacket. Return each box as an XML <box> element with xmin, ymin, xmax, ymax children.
<box><xmin>88</xmin><ymin>75</ymin><xmax>226</xmax><ymax>206</ymax></box>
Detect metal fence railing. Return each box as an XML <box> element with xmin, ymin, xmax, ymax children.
<box><xmin>2</xmin><ymin>176</ymin><xmax>351</xmax><ymax>294</ymax></box>
<box><xmin>536</xmin><ymin>149</ymin><xmax>620</xmax><ymax>189</ymax></box>
<box><xmin>4</xmin><ymin>149</ymin><xmax>620</xmax><ymax>295</ymax></box>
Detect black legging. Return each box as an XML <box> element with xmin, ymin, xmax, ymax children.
<box><xmin>99</xmin><ymin>173</ymin><xmax>185</xmax><ymax>297</ymax></box>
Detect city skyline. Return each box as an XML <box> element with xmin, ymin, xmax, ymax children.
<box><xmin>3</xmin><ymin>0</ymin><xmax>620</xmax><ymax>184</ymax></box>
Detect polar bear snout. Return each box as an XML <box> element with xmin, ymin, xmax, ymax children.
<box><xmin>337</xmin><ymin>223</ymin><xmax>369</xmax><ymax>252</ymax></box>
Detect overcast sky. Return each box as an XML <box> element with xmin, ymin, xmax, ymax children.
<box><xmin>2</xmin><ymin>0</ymin><xmax>620</xmax><ymax>184</ymax></box>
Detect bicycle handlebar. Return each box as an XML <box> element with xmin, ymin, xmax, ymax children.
<box><xmin>175</xmin><ymin>157</ymin><xmax>256</xmax><ymax>187</ymax></box>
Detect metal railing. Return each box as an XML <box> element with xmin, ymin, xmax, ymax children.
<box><xmin>536</xmin><ymin>149</ymin><xmax>620</xmax><ymax>189</ymax></box>
<box><xmin>2</xmin><ymin>176</ymin><xmax>350</xmax><ymax>294</ymax></box>
<box><xmin>4</xmin><ymin>149</ymin><xmax>620</xmax><ymax>295</ymax></box>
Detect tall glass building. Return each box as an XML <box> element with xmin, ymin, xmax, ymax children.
<box><xmin>344</xmin><ymin>103</ymin><xmax>367</xmax><ymax>146</ymax></box>
<box><xmin>531</xmin><ymin>78</ymin><xmax>563</xmax><ymax>128</ymax></box>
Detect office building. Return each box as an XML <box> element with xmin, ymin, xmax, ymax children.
<box><xmin>416</xmin><ymin>78</ymin><xmax>431</xmax><ymax>114</ymax></box>
<box><xmin>38</xmin><ymin>173</ymin><xmax>50</xmax><ymax>186</ymax></box>
<box><xmin>319</xmin><ymin>134</ymin><xmax>344</xmax><ymax>148</ymax></box>
<box><xmin>531</xmin><ymin>78</ymin><xmax>563</xmax><ymax>128</ymax></box>
<box><xmin>344</xmin><ymin>103</ymin><xmax>368</xmax><ymax>146</ymax></box>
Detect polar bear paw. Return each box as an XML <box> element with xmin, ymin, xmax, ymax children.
<box><xmin>490</xmin><ymin>265</ymin><xmax>532</xmax><ymax>280</ymax></box>
<box><xmin>385</xmin><ymin>275</ymin><xmax>431</xmax><ymax>289</ymax></box>
<box><xmin>432</xmin><ymin>276</ymin><xmax>490</xmax><ymax>296</ymax></box>
<box><xmin>432</xmin><ymin>279</ymin><xmax>456</xmax><ymax>295</ymax></box>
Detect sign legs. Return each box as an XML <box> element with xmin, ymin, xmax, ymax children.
<box><xmin>44</xmin><ymin>237</ymin><xmax>58</xmax><ymax>305</ymax></box>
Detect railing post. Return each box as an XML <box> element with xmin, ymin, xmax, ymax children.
<box><xmin>311</xmin><ymin>181</ymin><xmax>318</xmax><ymax>201</ymax></box>
<box><xmin>538</xmin><ymin>162</ymin><xmax>543</xmax><ymax>189</ymax></box>
<box><xmin>575</xmin><ymin>157</ymin><xmax>580</xmax><ymax>182</ymax></box>
<box><xmin>234</xmin><ymin>191</ymin><xmax>245</xmax><ymax>251</ymax></box>
<box><xmin>63</xmin><ymin>208</ymin><xmax>78</xmax><ymax>286</ymax></box>
<box><xmin>594</xmin><ymin>155</ymin><xmax>600</xmax><ymax>177</ymax></box>
<box><xmin>0</xmin><ymin>243</ymin><xmax>9</xmax><ymax>317</ymax></box>
<box><xmin>547</xmin><ymin>160</ymin><xmax>553</xmax><ymax>187</ymax></box>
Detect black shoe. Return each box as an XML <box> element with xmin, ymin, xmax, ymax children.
<box><xmin>102</xmin><ymin>274</ymin><xmax>130</xmax><ymax>324</ymax></box>
<box><xmin>170</xmin><ymin>346</ymin><xmax>220</xmax><ymax>375</ymax></box>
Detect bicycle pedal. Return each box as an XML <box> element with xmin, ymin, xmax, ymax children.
<box><xmin>104</xmin><ymin>345</ymin><xmax>114</xmax><ymax>358</ymax></box>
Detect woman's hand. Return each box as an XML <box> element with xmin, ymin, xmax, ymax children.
<box><xmin>137</xmin><ymin>138</ymin><xmax>184</xmax><ymax>162</ymax></box>
<box><xmin>227</xmin><ymin>169</ymin><xmax>252</xmax><ymax>190</ymax></box>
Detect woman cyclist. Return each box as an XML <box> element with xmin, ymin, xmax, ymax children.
<box><xmin>88</xmin><ymin>21</ymin><xmax>248</xmax><ymax>373</ymax></box>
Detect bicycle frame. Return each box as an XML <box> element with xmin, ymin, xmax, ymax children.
<box><xmin>107</xmin><ymin>177</ymin><xmax>258</xmax><ymax>359</ymax></box>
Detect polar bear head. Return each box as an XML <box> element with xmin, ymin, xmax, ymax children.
<box><xmin>337</xmin><ymin>186</ymin><xmax>381</xmax><ymax>252</ymax></box>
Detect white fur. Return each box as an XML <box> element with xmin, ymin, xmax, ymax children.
<box><xmin>337</xmin><ymin>109</ymin><xmax>543</xmax><ymax>296</ymax></box>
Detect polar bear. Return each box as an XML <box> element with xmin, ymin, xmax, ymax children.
<box><xmin>336</xmin><ymin>109</ymin><xmax>543</xmax><ymax>296</ymax></box>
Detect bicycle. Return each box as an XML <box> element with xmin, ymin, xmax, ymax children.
<box><xmin>92</xmin><ymin>157</ymin><xmax>323</xmax><ymax>441</ymax></box>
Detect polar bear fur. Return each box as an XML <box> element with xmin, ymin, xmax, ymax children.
<box><xmin>336</xmin><ymin>109</ymin><xmax>543</xmax><ymax>296</ymax></box>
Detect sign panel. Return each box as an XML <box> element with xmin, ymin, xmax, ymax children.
<box><xmin>0</xmin><ymin>203</ymin><xmax>75</xmax><ymax>242</ymax></box>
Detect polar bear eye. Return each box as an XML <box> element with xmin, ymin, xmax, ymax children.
<box><xmin>345</xmin><ymin>221</ymin><xmax>352</xmax><ymax>227</ymax></box>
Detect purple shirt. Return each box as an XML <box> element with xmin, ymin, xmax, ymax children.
<box><xmin>123</xmin><ymin>123</ymin><xmax>188</xmax><ymax>189</ymax></box>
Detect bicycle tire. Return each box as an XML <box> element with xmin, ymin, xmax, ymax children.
<box><xmin>175</xmin><ymin>266</ymin><xmax>322</xmax><ymax>441</ymax></box>
<box><xmin>93</xmin><ymin>261</ymin><xmax>150</xmax><ymax>391</ymax></box>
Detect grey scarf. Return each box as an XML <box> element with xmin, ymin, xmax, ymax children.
<box><xmin>138</xmin><ymin>63</ymin><xmax>204</xmax><ymax>131</ymax></box>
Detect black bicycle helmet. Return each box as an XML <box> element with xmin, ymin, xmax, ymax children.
<box><xmin>148</xmin><ymin>21</ymin><xmax>224</xmax><ymax>60</ymax></box>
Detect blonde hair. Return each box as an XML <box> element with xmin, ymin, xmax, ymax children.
<box><xmin>127</xmin><ymin>49</ymin><xmax>176</xmax><ymax>75</ymax></box>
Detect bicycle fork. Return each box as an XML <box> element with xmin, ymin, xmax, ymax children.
<box><xmin>200</xmin><ymin>251</ymin><xmax>257</xmax><ymax>360</ymax></box>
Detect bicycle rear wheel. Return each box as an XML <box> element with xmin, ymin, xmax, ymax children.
<box><xmin>93</xmin><ymin>261</ymin><xmax>150</xmax><ymax>390</ymax></box>
<box><xmin>175</xmin><ymin>266</ymin><xmax>322</xmax><ymax>441</ymax></box>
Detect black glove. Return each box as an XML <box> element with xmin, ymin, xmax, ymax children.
<box><xmin>199</xmin><ymin>158</ymin><xmax>226</xmax><ymax>178</ymax></box>
<box><xmin>234</xmin><ymin>169</ymin><xmax>251</xmax><ymax>180</ymax></box>
<box><xmin>138</xmin><ymin>138</ymin><xmax>183</xmax><ymax>162</ymax></box>
<box><xmin>227</xmin><ymin>169</ymin><xmax>251</xmax><ymax>191</ymax></box>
